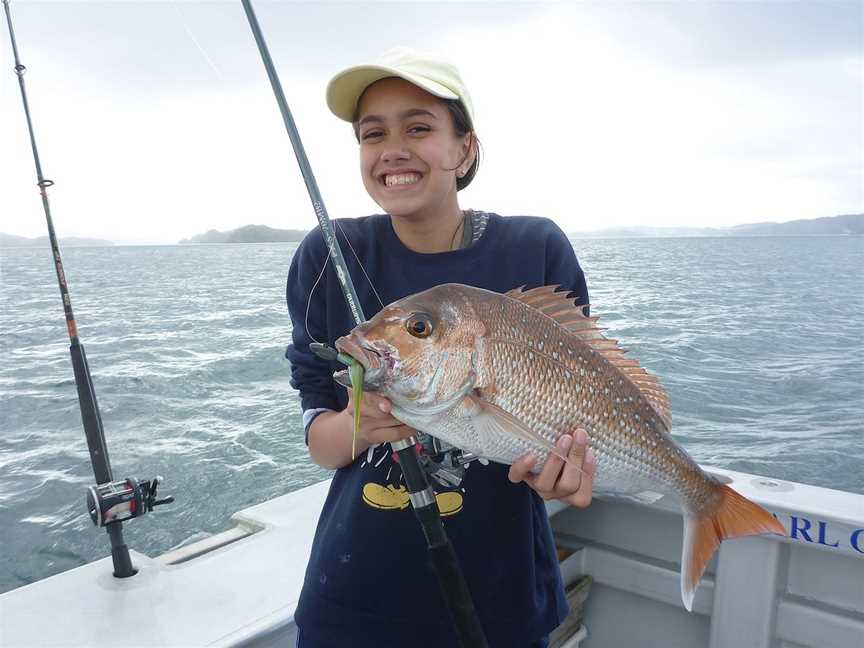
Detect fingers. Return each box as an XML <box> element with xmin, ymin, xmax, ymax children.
<box><xmin>358</xmin><ymin>414</ymin><xmax>403</xmax><ymax>441</ymax></box>
<box><xmin>347</xmin><ymin>392</ymin><xmax>395</xmax><ymax>424</ymax></box>
<box><xmin>365</xmin><ymin>424</ymin><xmax>416</xmax><ymax>446</ymax></box>
<box><xmin>564</xmin><ymin>448</ymin><xmax>596</xmax><ymax>508</ymax></box>
<box><xmin>508</xmin><ymin>454</ymin><xmax>537</xmax><ymax>484</ymax></box>
<box><xmin>555</xmin><ymin>429</ymin><xmax>588</xmax><ymax>495</ymax></box>
<box><xmin>360</xmin><ymin>393</ymin><xmax>393</xmax><ymax>419</ymax></box>
<box><xmin>349</xmin><ymin>394</ymin><xmax>416</xmax><ymax>445</ymax></box>
<box><xmin>533</xmin><ymin>433</ymin><xmax>573</xmax><ymax>493</ymax></box>
<box><xmin>389</xmin><ymin>424</ymin><xmax>417</xmax><ymax>443</ymax></box>
<box><xmin>511</xmin><ymin>428</ymin><xmax>597</xmax><ymax>508</ymax></box>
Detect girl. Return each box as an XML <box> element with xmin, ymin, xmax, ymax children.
<box><xmin>286</xmin><ymin>48</ymin><xmax>595</xmax><ymax>648</ymax></box>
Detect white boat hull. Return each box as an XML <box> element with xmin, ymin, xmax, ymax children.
<box><xmin>1</xmin><ymin>468</ymin><xmax>861</xmax><ymax>648</ymax></box>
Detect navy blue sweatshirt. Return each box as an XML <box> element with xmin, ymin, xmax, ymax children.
<box><xmin>285</xmin><ymin>212</ymin><xmax>589</xmax><ymax>647</ymax></box>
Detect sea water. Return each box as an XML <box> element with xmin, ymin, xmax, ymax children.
<box><xmin>1</xmin><ymin>237</ymin><xmax>862</xmax><ymax>593</ymax></box>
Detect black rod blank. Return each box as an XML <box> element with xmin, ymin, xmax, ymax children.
<box><xmin>239</xmin><ymin>2</ymin><xmax>487</xmax><ymax>645</ymax></box>
<box><xmin>2</xmin><ymin>0</ymin><xmax>135</xmax><ymax>578</ymax></box>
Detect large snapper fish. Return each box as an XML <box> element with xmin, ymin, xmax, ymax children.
<box><xmin>335</xmin><ymin>283</ymin><xmax>784</xmax><ymax>611</ymax></box>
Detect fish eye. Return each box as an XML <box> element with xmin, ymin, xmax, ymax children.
<box><xmin>405</xmin><ymin>313</ymin><xmax>433</xmax><ymax>338</ymax></box>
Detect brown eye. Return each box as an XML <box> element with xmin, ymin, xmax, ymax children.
<box><xmin>405</xmin><ymin>313</ymin><xmax>433</xmax><ymax>338</ymax></box>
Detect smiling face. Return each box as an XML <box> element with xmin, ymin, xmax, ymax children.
<box><xmin>355</xmin><ymin>77</ymin><xmax>473</xmax><ymax>221</ymax></box>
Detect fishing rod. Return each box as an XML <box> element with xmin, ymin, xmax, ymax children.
<box><xmin>2</xmin><ymin>0</ymin><xmax>172</xmax><ymax>579</ymax></box>
<box><xmin>239</xmin><ymin>2</ymin><xmax>488</xmax><ymax>645</ymax></box>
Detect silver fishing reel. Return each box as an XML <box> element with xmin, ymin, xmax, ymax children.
<box><xmin>416</xmin><ymin>433</ymin><xmax>480</xmax><ymax>488</ymax></box>
<box><xmin>86</xmin><ymin>476</ymin><xmax>174</xmax><ymax>527</ymax></box>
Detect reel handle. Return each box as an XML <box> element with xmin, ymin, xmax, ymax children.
<box><xmin>86</xmin><ymin>476</ymin><xmax>173</xmax><ymax>527</ymax></box>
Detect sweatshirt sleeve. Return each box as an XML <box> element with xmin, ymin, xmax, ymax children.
<box><xmin>285</xmin><ymin>231</ymin><xmax>341</xmax><ymax>415</ymax></box>
<box><xmin>543</xmin><ymin>220</ymin><xmax>590</xmax><ymax>315</ymax></box>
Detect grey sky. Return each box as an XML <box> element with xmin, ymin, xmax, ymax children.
<box><xmin>1</xmin><ymin>1</ymin><xmax>861</xmax><ymax>243</ymax></box>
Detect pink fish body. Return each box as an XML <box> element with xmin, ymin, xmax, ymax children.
<box><xmin>336</xmin><ymin>283</ymin><xmax>785</xmax><ymax>610</ymax></box>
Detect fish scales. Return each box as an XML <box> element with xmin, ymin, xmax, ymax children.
<box><xmin>477</xmin><ymin>291</ymin><xmax>716</xmax><ymax>509</ymax></box>
<box><xmin>335</xmin><ymin>283</ymin><xmax>785</xmax><ymax>610</ymax></box>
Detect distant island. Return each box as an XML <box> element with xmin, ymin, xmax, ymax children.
<box><xmin>4</xmin><ymin>214</ymin><xmax>860</xmax><ymax>247</ymax></box>
<box><xmin>569</xmin><ymin>213</ymin><xmax>863</xmax><ymax>238</ymax></box>
<box><xmin>183</xmin><ymin>214</ymin><xmax>862</xmax><ymax>244</ymax></box>
<box><xmin>0</xmin><ymin>233</ymin><xmax>113</xmax><ymax>248</ymax></box>
<box><xmin>179</xmin><ymin>224</ymin><xmax>307</xmax><ymax>244</ymax></box>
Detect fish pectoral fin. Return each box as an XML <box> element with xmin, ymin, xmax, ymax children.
<box><xmin>462</xmin><ymin>395</ymin><xmax>572</xmax><ymax>466</ymax></box>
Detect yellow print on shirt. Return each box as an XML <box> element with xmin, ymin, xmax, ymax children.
<box><xmin>359</xmin><ymin>444</ymin><xmax>464</xmax><ymax>516</ymax></box>
<box><xmin>361</xmin><ymin>482</ymin><xmax>464</xmax><ymax>516</ymax></box>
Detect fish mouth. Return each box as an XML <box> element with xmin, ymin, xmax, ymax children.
<box><xmin>333</xmin><ymin>334</ymin><xmax>387</xmax><ymax>390</ymax></box>
<box><xmin>335</xmin><ymin>334</ymin><xmax>381</xmax><ymax>370</ymax></box>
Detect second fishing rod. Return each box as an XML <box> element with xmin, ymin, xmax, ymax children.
<box><xmin>2</xmin><ymin>0</ymin><xmax>173</xmax><ymax>580</ymax></box>
<box><xmin>239</xmin><ymin>2</ymin><xmax>487</xmax><ymax>646</ymax></box>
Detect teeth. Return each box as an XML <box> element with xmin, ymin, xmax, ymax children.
<box><xmin>384</xmin><ymin>173</ymin><xmax>421</xmax><ymax>187</ymax></box>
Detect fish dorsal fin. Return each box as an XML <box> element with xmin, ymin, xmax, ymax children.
<box><xmin>504</xmin><ymin>285</ymin><xmax>672</xmax><ymax>429</ymax></box>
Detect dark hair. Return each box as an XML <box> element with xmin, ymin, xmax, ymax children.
<box><xmin>445</xmin><ymin>99</ymin><xmax>481</xmax><ymax>191</ymax></box>
<box><xmin>352</xmin><ymin>91</ymin><xmax>482</xmax><ymax>192</ymax></box>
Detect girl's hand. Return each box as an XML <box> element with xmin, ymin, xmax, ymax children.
<box><xmin>346</xmin><ymin>390</ymin><xmax>417</xmax><ymax>446</ymax></box>
<box><xmin>508</xmin><ymin>428</ymin><xmax>596</xmax><ymax>508</ymax></box>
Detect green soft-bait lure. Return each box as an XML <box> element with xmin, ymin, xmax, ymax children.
<box><xmin>348</xmin><ymin>360</ymin><xmax>365</xmax><ymax>460</ymax></box>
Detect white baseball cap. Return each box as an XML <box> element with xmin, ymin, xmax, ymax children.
<box><xmin>326</xmin><ymin>47</ymin><xmax>475</xmax><ymax>126</ymax></box>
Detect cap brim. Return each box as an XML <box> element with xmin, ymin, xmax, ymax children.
<box><xmin>326</xmin><ymin>64</ymin><xmax>459</xmax><ymax>122</ymax></box>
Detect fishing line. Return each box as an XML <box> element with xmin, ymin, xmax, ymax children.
<box><xmin>170</xmin><ymin>0</ymin><xmax>224</xmax><ymax>81</ymax></box>
<box><xmin>303</xmin><ymin>252</ymin><xmax>329</xmax><ymax>344</ymax></box>
<box><xmin>334</xmin><ymin>220</ymin><xmax>385</xmax><ymax>310</ymax></box>
<box><xmin>303</xmin><ymin>224</ymin><xmax>386</xmax><ymax>344</ymax></box>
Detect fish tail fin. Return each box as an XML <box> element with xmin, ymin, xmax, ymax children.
<box><xmin>680</xmin><ymin>484</ymin><xmax>785</xmax><ymax>612</ymax></box>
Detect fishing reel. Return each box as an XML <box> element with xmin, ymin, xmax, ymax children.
<box><xmin>86</xmin><ymin>476</ymin><xmax>174</xmax><ymax>527</ymax></box>
<box><xmin>416</xmin><ymin>435</ymin><xmax>480</xmax><ymax>488</ymax></box>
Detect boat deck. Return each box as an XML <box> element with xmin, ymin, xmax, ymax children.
<box><xmin>1</xmin><ymin>468</ymin><xmax>862</xmax><ymax>647</ymax></box>
<box><xmin>0</xmin><ymin>480</ymin><xmax>329</xmax><ymax>648</ymax></box>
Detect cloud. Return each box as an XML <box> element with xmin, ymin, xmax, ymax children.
<box><xmin>438</xmin><ymin>4</ymin><xmax>862</xmax><ymax>229</ymax></box>
<box><xmin>4</xmin><ymin>84</ymin><xmax>377</xmax><ymax>243</ymax></box>
<box><xmin>1</xmin><ymin>1</ymin><xmax>861</xmax><ymax>241</ymax></box>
